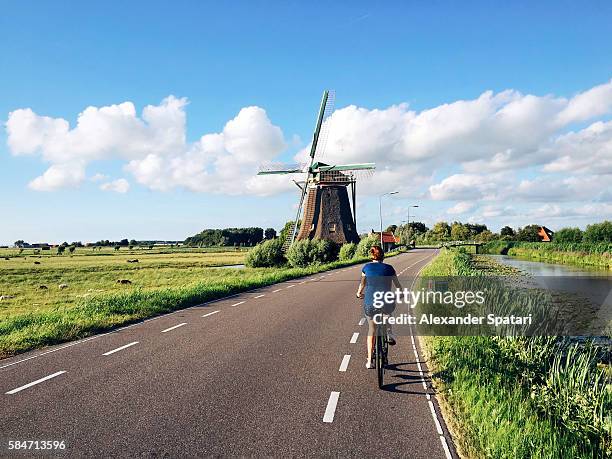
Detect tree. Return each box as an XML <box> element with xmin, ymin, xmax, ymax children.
<box><xmin>475</xmin><ymin>230</ymin><xmax>496</xmax><ymax>242</ymax></box>
<box><xmin>114</xmin><ymin>245</ymin><xmax>121</xmax><ymax>251</ymax></box>
<box><xmin>129</xmin><ymin>239</ymin><xmax>138</xmax><ymax>246</ymax></box>
<box><xmin>68</xmin><ymin>246</ymin><xmax>76</xmax><ymax>254</ymax></box>
<box><xmin>431</xmin><ymin>222</ymin><xmax>451</xmax><ymax>241</ymax></box>
<box><xmin>450</xmin><ymin>222</ymin><xmax>470</xmax><ymax>241</ymax></box>
<box><xmin>465</xmin><ymin>223</ymin><xmax>488</xmax><ymax>237</ymax></box>
<box><xmin>264</xmin><ymin>228</ymin><xmax>277</xmax><ymax>239</ymax></box>
<box><xmin>500</xmin><ymin>226</ymin><xmax>515</xmax><ymax>237</ymax></box>
<box><xmin>57</xmin><ymin>246</ymin><xmax>66</xmax><ymax>255</ymax></box>
<box><xmin>516</xmin><ymin>225</ymin><xmax>541</xmax><ymax>242</ymax></box>
<box><xmin>583</xmin><ymin>221</ymin><xmax>612</xmax><ymax>243</ymax></box>
<box><xmin>119</xmin><ymin>239</ymin><xmax>129</xmax><ymax>246</ymax></box>
<box><xmin>279</xmin><ymin>220</ymin><xmax>301</xmax><ymax>242</ymax></box>
<box><xmin>14</xmin><ymin>240</ymin><xmax>26</xmax><ymax>248</ymax></box>
<box><xmin>385</xmin><ymin>224</ymin><xmax>398</xmax><ymax>234</ymax></box>
<box><xmin>554</xmin><ymin>227</ymin><xmax>583</xmax><ymax>243</ymax></box>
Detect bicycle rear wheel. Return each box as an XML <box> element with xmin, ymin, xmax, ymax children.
<box><xmin>376</xmin><ymin>334</ymin><xmax>384</xmax><ymax>388</ymax></box>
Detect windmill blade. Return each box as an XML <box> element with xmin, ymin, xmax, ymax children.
<box><xmin>308</xmin><ymin>90</ymin><xmax>335</xmax><ymax>160</ymax></box>
<box><xmin>257</xmin><ymin>163</ymin><xmax>304</xmax><ymax>175</ymax></box>
<box><xmin>317</xmin><ymin>163</ymin><xmax>375</xmax><ymax>172</ymax></box>
<box><xmin>312</xmin><ymin>90</ymin><xmax>335</xmax><ymax>160</ymax></box>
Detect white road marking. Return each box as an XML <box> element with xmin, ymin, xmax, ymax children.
<box><xmin>339</xmin><ymin>355</ymin><xmax>351</xmax><ymax>372</ymax></box>
<box><xmin>440</xmin><ymin>436</ymin><xmax>452</xmax><ymax>459</ymax></box>
<box><xmin>417</xmin><ymin>362</ymin><xmax>423</xmax><ymax>373</ymax></box>
<box><xmin>429</xmin><ymin>400</ymin><xmax>444</xmax><ymax>435</ymax></box>
<box><xmin>6</xmin><ymin>371</ymin><xmax>66</xmax><ymax>394</ymax></box>
<box><xmin>272</xmin><ymin>289</ymin><xmax>282</xmax><ymax>293</ymax></box>
<box><xmin>422</xmin><ymin>381</ymin><xmax>427</xmax><ymax>390</ymax></box>
<box><xmin>102</xmin><ymin>341</ymin><xmax>139</xmax><ymax>356</ymax></box>
<box><xmin>358</xmin><ymin>318</ymin><xmax>366</xmax><ymax>326</ymax></box>
<box><xmin>231</xmin><ymin>301</ymin><xmax>245</xmax><ymax>307</ymax></box>
<box><xmin>202</xmin><ymin>310</ymin><xmax>220</xmax><ymax>318</ymax></box>
<box><xmin>286</xmin><ymin>284</ymin><xmax>295</xmax><ymax>289</ymax></box>
<box><xmin>254</xmin><ymin>294</ymin><xmax>265</xmax><ymax>299</ymax></box>
<box><xmin>350</xmin><ymin>332</ymin><xmax>359</xmax><ymax>344</ymax></box>
<box><xmin>323</xmin><ymin>391</ymin><xmax>340</xmax><ymax>423</ymax></box>
<box><xmin>410</xmin><ymin>335</ymin><xmax>415</xmax><ymax>345</ymax></box>
<box><xmin>299</xmin><ymin>281</ymin><xmax>306</xmax><ymax>284</ymax></box>
<box><xmin>161</xmin><ymin>323</ymin><xmax>187</xmax><ymax>333</ymax></box>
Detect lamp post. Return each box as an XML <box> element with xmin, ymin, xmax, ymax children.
<box><xmin>406</xmin><ymin>205</ymin><xmax>419</xmax><ymax>241</ymax></box>
<box><xmin>379</xmin><ymin>191</ymin><xmax>399</xmax><ymax>246</ymax></box>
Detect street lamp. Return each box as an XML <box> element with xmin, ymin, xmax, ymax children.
<box><xmin>379</xmin><ymin>191</ymin><xmax>399</xmax><ymax>246</ymax></box>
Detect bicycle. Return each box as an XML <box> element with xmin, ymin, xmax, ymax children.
<box><xmin>374</xmin><ymin>320</ymin><xmax>389</xmax><ymax>389</ymax></box>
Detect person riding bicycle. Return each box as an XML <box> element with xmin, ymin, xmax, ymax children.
<box><xmin>356</xmin><ymin>246</ymin><xmax>402</xmax><ymax>369</ymax></box>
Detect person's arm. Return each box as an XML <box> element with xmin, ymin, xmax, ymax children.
<box><xmin>356</xmin><ymin>273</ymin><xmax>366</xmax><ymax>298</ymax></box>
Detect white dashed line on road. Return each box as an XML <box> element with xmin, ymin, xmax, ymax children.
<box><xmin>272</xmin><ymin>289</ymin><xmax>282</xmax><ymax>293</ymax></box>
<box><xmin>161</xmin><ymin>323</ymin><xmax>187</xmax><ymax>333</ymax></box>
<box><xmin>339</xmin><ymin>355</ymin><xmax>351</xmax><ymax>372</ymax></box>
<box><xmin>254</xmin><ymin>294</ymin><xmax>265</xmax><ymax>299</ymax></box>
<box><xmin>429</xmin><ymin>400</ymin><xmax>444</xmax><ymax>435</ymax></box>
<box><xmin>231</xmin><ymin>301</ymin><xmax>245</xmax><ymax>307</ymax></box>
<box><xmin>358</xmin><ymin>318</ymin><xmax>366</xmax><ymax>326</ymax></box>
<box><xmin>202</xmin><ymin>310</ymin><xmax>220</xmax><ymax>318</ymax></box>
<box><xmin>350</xmin><ymin>332</ymin><xmax>359</xmax><ymax>344</ymax></box>
<box><xmin>323</xmin><ymin>391</ymin><xmax>340</xmax><ymax>423</ymax></box>
<box><xmin>286</xmin><ymin>285</ymin><xmax>295</xmax><ymax>289</ymax></box>
<box><xmin>102</xmin><ymin>341</ymin><xmax>139</xmax><ymax>356</ymax></box>
<box><xmin>6</xmin><ymin>371</ymin><xmax>66</xmax><ymax>395</ymax></box>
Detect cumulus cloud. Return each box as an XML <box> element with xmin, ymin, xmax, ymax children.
<box><xmin>99</xmin><ymin>178</ymin><xmax>130</xmax><ymax>193</ymax></box>
<box><xmin>5</xmin><ymin>80</ymin><xmax>612</xmax><ymax>225</ymax></box>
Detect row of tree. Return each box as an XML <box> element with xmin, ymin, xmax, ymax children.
<box><xmin>387</xmin><ymin>220</ymin><xmax>612</xmax><ymax>244</ymax></box>
<box><xmin>184</xmin><ymin>227</ymin><xmax>277</xmax><ymax>247</ymax></box>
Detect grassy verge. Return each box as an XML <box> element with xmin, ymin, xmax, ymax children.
<box><xmin>420</xmin><ymin>249</ymin><xmax>611</xmax><ymax>458</ymax></box>
<box><xmin>480</xmin><ymin>241</ymin><xmax>612</xmax><ymax>269</ymax></box>
<box><xmin>0</xmin><ymin>252</ymin><xmax>378</xmax><ymax>359</ymax></box>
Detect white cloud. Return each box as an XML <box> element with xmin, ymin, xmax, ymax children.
<box><xmin>447</xmin><ymin>201</ymin><xmax>475</xmax><ymax>214</ymax></box>
<box><xmin>90</xmin><ymin>173</ymin><xmax>108</xmax><ymax>182</ymax></box>
<box><xmin>428</xmin><ymin>173</ymin><xmax>506</xmax><ymax>201</ymax></box>
<box><xmin>28</xmin><ymin>162</ymin><xmax>86</xmax><ymax>191</ymax></box>
<box><xmin>99</xmin><ymin>178</ymin><xmax>130</xmax><ymax>193</ymax></box>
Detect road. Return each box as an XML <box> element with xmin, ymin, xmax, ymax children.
<box><xmin>0</xmin><ymin>248</ymin><xmax>456</xmax><ymax>458</ymax></box>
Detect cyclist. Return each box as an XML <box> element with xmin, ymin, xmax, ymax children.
<box><xmin>356</xmin><ymin>246</ymin><xmax>402</xmax><ymax>369</ymax></box>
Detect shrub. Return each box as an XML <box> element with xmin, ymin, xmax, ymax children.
<box><xmin>583</xmin><ymin>220</ymin><xmax>612</xmax><ymax>243</ymax></box>
<box><xmin>356</xmin><ymin>235</ymin><xmax>381</xmax><ymax>258</ymax></box>
<box><xmin>245</xmin><ymin>238</ymin><xmax>286</xmax><ymax>268</ymax></box>
<box><xmin>286</xmin><ymin>239</ymin><xmax>339</xmax><ymax>267</ymax></box>
<box><xmin>554</xmin><ymin>227</ymin><xmax>583</xmax><ymax>243</ymax></box>
<box><xmin>339</xmin><ymin>242</ymin><xmax>357</xmax><ymax>260</ymax></box>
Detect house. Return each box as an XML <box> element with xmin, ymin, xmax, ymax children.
<box><xmin>369</xmin><ymin>230</ymin><xmax>400</xmax><ymax>252</ymax></box>
<box><xmin>537</xmin><ymin>226</ymin><xmax>554</xmax><ymax>242</ymax></box>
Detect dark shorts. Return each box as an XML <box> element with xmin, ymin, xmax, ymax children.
<box><xmin>364</xmin><ymin>302</ymin><xmax>396</xmax><ymax>318</ymax></box>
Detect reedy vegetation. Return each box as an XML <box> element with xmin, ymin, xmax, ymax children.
<box><xmin>421</xmin><ymin>249</ymin><xmax>611</xmax><ymax>458</ymax></box>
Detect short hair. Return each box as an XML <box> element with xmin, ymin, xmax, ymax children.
<box><xmin>370</xmin><ymin>245</ymin><xmax>385</xmax><ymax>261</ymax></box>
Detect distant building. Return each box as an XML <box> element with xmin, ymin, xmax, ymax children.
<box><xmin>537</xmin><ymin>226</ymin><xmax>554</xmax><ymax>242</ymax></box>
<box><xmin>369</xmin><ymin>230</ymin><xmax>400</xmax><ymax>252</ymax></box>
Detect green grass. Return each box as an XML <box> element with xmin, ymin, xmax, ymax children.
<box><xmin>420</xmin><ymin>249</ymin><xmax>611</xmax><ymax>458</ymax></box>
<box><xmin>0</xmin><ymin>246</ymin><xmax>375</xmax><ymax>359</ymax></box>
<box><xmin>480</xmin><ymin>241</ymin><xmax>612</xmax><ymax>269</ymax></box>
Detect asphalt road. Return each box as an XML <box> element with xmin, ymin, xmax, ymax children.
<box><xmin>0</xmin><ymin>248</ymin><xmax>456</xmax><ymax>458</ymax></box>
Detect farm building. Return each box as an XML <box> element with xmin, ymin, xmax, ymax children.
<box><xmin>369</xmin><ymin>231</ymin><xmax>400</xmax><ymax>252</ymax></box>
<box><xmin>537</xmin><ymin>226</ymin><xmax>554</xmax><ymax>242</ymax></box>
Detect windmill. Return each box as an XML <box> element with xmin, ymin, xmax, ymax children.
<box><xmin>258</xmin><ymin>90</ymin><xmax>375</xmax><ymax>250</ymax></box>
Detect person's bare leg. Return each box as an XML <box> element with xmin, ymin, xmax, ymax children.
<box><xmin>367</xmin><ymin>318</ymin><xmax>376</xmax><ymax>364</ymax></box>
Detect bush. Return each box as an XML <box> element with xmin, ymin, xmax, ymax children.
<box><xmin>286</xmin><ymin>239</ymin><xmax>339</xmax><ymax>267</ymax></box>
<box><xmin>245</xmin><ymin>238</ymin><xmax>286</xmax><ymax>268</ymax></box>
<box><xmin>554</xmin><ymin>227</ymin><xmax>583</xmax><ymax>243</ymax></box>
<box><xmin>356</xmin><ymin>235</ymin><xmax>381</xmax><ymax>258</ymax></box>
<box><xmin>339</xmin><ymin>242</ymin><xmax>357</xmax><ymax>260</ymax></box>
<box><xmin>583</xmin><ymin>221</ymin><xmax>612</xmax><ymax>243</ymax></box>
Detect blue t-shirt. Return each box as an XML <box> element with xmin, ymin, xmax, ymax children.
<box><xmin>362</xmin><ymin>262</ymin><xmax>397</xmax><ymax>315</ymax></box>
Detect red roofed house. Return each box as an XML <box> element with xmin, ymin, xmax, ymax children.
<box><xmin>369</xmin><ymin>230</ymin><xmax>400</xmax><ymax>252</ymax></box>
<box><xmin>537</xmin><ymin>226</ymin><xmax>554</xmax><ymax>242</ymax></box>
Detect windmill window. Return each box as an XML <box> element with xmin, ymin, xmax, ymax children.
<box><xmin>329</xmin><ymin>224</ymin><xmax>336</xmax><ymax>233</ymax></box>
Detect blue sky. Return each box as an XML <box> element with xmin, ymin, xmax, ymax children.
<box><xmin>1</xmin><ymin>1</ymin><xmax>611</xmax><ymax>244</ymax></box>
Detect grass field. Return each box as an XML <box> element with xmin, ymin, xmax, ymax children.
<box><xmin>0</xmin><ymin>246</ymin><xmax>372</xmax><ymax>359</ymax></box>
<box><xmin>421</xmin><ymin>249</ymin><xmax>611</xmax><ymax>458</ymax></box>
<box><xmin>0</xmin><ymin>247</ymin><xmax>246</xmax><ymax>319</ymax></box>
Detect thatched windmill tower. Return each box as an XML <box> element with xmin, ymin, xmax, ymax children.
<box><xmin>258</xmin><ymin>91</ymin><xmax>375</xmax><ymax>250</ymax></box>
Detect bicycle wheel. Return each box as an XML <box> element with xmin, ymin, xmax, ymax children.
<box><xmin>376</xmin><ymin>334</ymin><xmax>384</xmax><ymax>388</ymax></box>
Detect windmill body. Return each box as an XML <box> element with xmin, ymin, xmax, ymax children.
<box><xmin>258</xmin><ymin>91</ymin><xmax>375</xmax><ymax>249</ymax></box>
